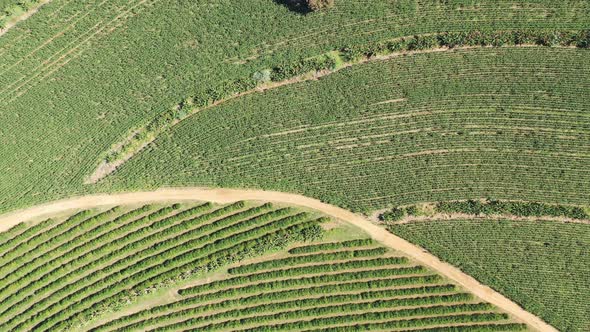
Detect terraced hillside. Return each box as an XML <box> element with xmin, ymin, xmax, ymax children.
<box><xmin>1</xmin><ymin>1</ymin><xmax>589</xmax><ymax>331</ymax></box>
<box><xmin>108</xmin><ymin>46</ymin><xmax>590</xmax><ymax>212</ymax></box>
<box><xmin>0</xmin><ymin>201</ymin><xmax>325</xmax><ymax>331</ymax></box>
<box><xmin>0</xmin><ymin>203</ymin><xmax>528</xmax><ymax>331</ymax></box>
<box><xmin>390</xmin><ymin>219</ymin><xmax>590</xmax><ymax>332</ymax></box>
<box><xmin>90</xmin><ymin>239</ymin><xmax>524</xmax><ymax>332</ymax></box>
<box><xmin>0</xmin><ymin>0</ymin><xmax>589</xmax><ymax>212</ymax></box>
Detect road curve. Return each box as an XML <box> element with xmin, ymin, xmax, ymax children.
<box><xmin>0</xmin><ymin>187</ymin><xmax>557</xmax><ymax>332</ymax></box>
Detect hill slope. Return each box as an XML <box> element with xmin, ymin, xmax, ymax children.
<box><xmin>107</xmin><ymin>47</ymin><xmax>590</xmax><ymax>212</ymax></box>
<box><xmin>0</xmin><ymin>201</ymin><xmax>530</xmax><ymax>331</ymax></box>
<box><xmin>0</xmin><ymin>0</ymin><xmax>589</xmax><ymax>212</ymax></box>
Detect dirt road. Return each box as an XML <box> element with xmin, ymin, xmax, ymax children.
<box><xmin>0</xmin><ymin>0</ymin><xmax>52</xmax><ymax>37</ymax></box>
<box><xmin>0</xmin><ymin>187</ymin><xmax>557</xmax><ymax>332</ymax></box>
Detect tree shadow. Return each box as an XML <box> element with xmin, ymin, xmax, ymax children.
<box><xmin>273</xmin><ymin>0</ymin><xmax>312</xmax><ymax>15</ymax></box>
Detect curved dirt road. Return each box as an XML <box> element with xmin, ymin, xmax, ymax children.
<box><xmin>0</xmin><ymin>187</ymin><xmax>556</xmax><ymax>332</ymax></box>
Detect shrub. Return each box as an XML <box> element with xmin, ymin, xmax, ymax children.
<box><xmin>379</xmin><ymin>208</ymin><xmax>405</xmax><ymax>222</ymax></box>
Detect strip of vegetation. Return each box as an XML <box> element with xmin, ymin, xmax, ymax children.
<box><xmin>201</xmin><ymin>303</ymin><xmax>497</xmax><ymax>332</ymax></box>
<box><xmin>379</xmin><ymin>200</ymin><xmax>589</xmax><ymax>222</ymax></box>
<box><xmin>407</xmin><ymin>324</ymin><xmax>528</xmax><ymax>332</ymax></box>
<box><xmin>435</xmin><ymin>200</ymin><xmax>589</xmax><ymax>219</ymax></box>
<box><xmin>34</xmin><ymin>213</ymin><xmax>323</xmax><ymax>330</ymax></box>
<box><xmin>1</xmin><ymin>202</ymin><xmax>306</xmax><ymax>330</ymax></box>
<box><xmin>52</xmin><ymin>221</ymin><xmax>323</xmax><ymax>331</ymax></box>
<box><xmin>195</xmin><ymin>264</ymin><xmax>422</xmax><ymax>295</ymax></box>
<box><xmin>181</xmin><ymin>266</ymin><xmax>428</xmax><ymax>296</ymax></box>
<box><xmin>228</xmin><ymin>247</ymin><xmax>388</xmax><ymax>275</ymax></box>
<box><xmin>0</xmin><ymin>218</ymin><xmax>55</xmax><ymax>256</ymax></box>
<box><xmin>0</xmin><ymin>209</ymin><xmax>98</xmax><ymax>270</ymax></box>
<box><xmin>310</xmin><ymin>314</ymin><xmax>518</xmax><ymax>332</ymax></box>
<box><xmin>288</xmin><ymin>238</ymin><xmax>374</xmax><ymax>254</ymax></box>
<box><xmin>93</xmin><ymin>284</ymin><xmax>457</xmax><ymax>331</ymax></box>
<box><xmin>158</xmin><ymin>294</ymin><xmax>478</xmax><ymax>331</ymax></box>
<box><xmin>0</xmin><ymin>205</ymin><xmax>184</xmax><ymax>324</ymax></box>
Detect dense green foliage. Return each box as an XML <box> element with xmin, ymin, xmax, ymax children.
<box><xmin>0</xmin><ymin>0</ymin><xmax>589</xmax><ymax>213</ymax></box>
<box><xmin>435</xmin><ymin>200</ymin><xmax>589</xmax><ymax>219</ymax></box>
<box><xmin>390</xmin><ymin>219</ymin><xmax>590</xmax><ymax>331</ymax></box>
<box><xmin>90</xmin><ymin>238</ymin><xmax>523</xmax><ymax>332</ymax></box>
<box><xmin>109</xmin><ymin>47</ymin><xmax>590</xmax><ymax>212</ymax></box>
<box><xmin>0</xmin><ymin>201</ymin><xmax>323</xmax><ymax>331</ymax></box>
<box><xmin>379</xmin><ymin>199</ymin><xmax>589</xmax><ymax>221</ymax></box>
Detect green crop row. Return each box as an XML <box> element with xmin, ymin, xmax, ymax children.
<box><xmin>34</xmin><ymin>213</ymin><xmax>321</xmax><ymax>331</ymax></box>
<box><xmin>307</xmin><ymin>313</ymin><xmax>511</xmax><ymax>332</ymax></box>
<box><xmin>192</xmin><ymin>302</ymin><xmax>496</xmax><ymax>332</ymax></box>
<box><xmin>0</xmin><ymin>209</ymin><xmax>95</xmax><ymax>267</ymax></box>
<box><xmin>181</xmin><ymin>265</ymin><xmax>428</xmax><ymax>296</ymax></box>
<box><xmin>7</xmin><ymin>203</ymin><xmax>252</xmax><ymax>330</ymax></box>
<box><xmin>414</xmin><ymin>323</ymin><xmax>528</xmax><ymax>332</ymax></box>
<box><xmin>410</xmin><ymin>323</ymin><xmax>528</xmax><ymax>332</ymax></box>
<box><xmin>55</xmin><ymin>220</ymin><xmax>323</xmax><ymax>331</ymax></box>
<box><xmin>93</xmin><ymin>284</ymin><xmax>457</xmax><ymax>332</ymax></box>
<box><xmin>0</xmin><ymin>218</ymin><xmax>55</xmax><ymax>257</ymax></box>
<box><xmin>0</xmin><ymin>222</ymin><xmax>28</xmax><ymax>249</ymax></box>
<box><xmin>0</xmin><ymin>205</ymin><xmax>157</xmax><ymax>304</ymax></box>
<box><xmin>0</xmin><ymin>207</ymin><xmax>123</xmax><ymax>283</ymax></box>
<box><xmin>342</xmin><ymin>29</ymin><xmax>590</xmax><ymax>61</ymax></box>
<box><xmin>158</xmin><ymin>293</ymin><xmax>478</xmax><ymax>331</ymax></box>
<box><xmin>107</xmin><ymin>28</ymin><xmax>590</xmax><ymax>171</ymax></box>
<box><xmin>0</xmin><ymin>205</ymin><xmax>182</xmax><ymax>318</ymax></box>
<box><xmin>287</xmin><ymin>238</ymin><xmax>374</xmax><ymax>255</ymax></box>
<box><xmin>1</xmin><ymin>0</ymin><xmax>589</xmax><ymax>217</ymax></box>
<box><xmin>0</xmin><ymin>202</ymin><xmax>320</xmax><ymax>331</ymax></box>
<box><xmin>109</xmin><ymin>47</ymin><xmax>590</xmax><ymax>213</ymax></box>
<box><xmin>228</xmin><ymin>247</ymin><xmax>388</xmax><ymax>275</ymax></box>
<box><xmin>197</xmin><ymin>261</ymin><xmax>418</xmax><ymax>295</ymax></box>
<box><xmin>0</xmin><ymin>205</ymin><xmax>185</xmax><ymax>327</ymax></box>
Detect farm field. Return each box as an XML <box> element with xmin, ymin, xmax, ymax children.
<box><xmin>390</xmin><ymin>219</ymin><xmax>590</xmax><ymax>332</ymax></box>
<box><xmin>1</xmin><ymin>0</ymin><xmax>589</xmax><ymax>331</ymax></box>
<box><xmin>0</xmin><ymin>200</ymin><xmax>327</xmax><ymax>331</ymax></box>
<box><xmin>0</xmin><ymin>200</ymin><xmax>528</xmax><ymax>332</ymax></box>
<box><xmin>0</xmin><ymin>0</ymin><xmax>589</xmax><ymax>213</ymax></box>
<box><xmin>107</xmin><ymin>47</ymin><xmax>590</xmax><ymax>212</ymax></box>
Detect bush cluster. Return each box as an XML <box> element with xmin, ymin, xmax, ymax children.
<box><xmin>379</xmin><ymin>205</ymin><xmax>419</xmax><ymax>222</ymax></box>
<box><xmin>435</xmin><ymin>200</ymin><xmax>589</xmax><ymax>220</ymax></box>
<box><xmin>342</xmin><ymin>29</ymin><xmax>590</xmax><ymax>61</ymax></box>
